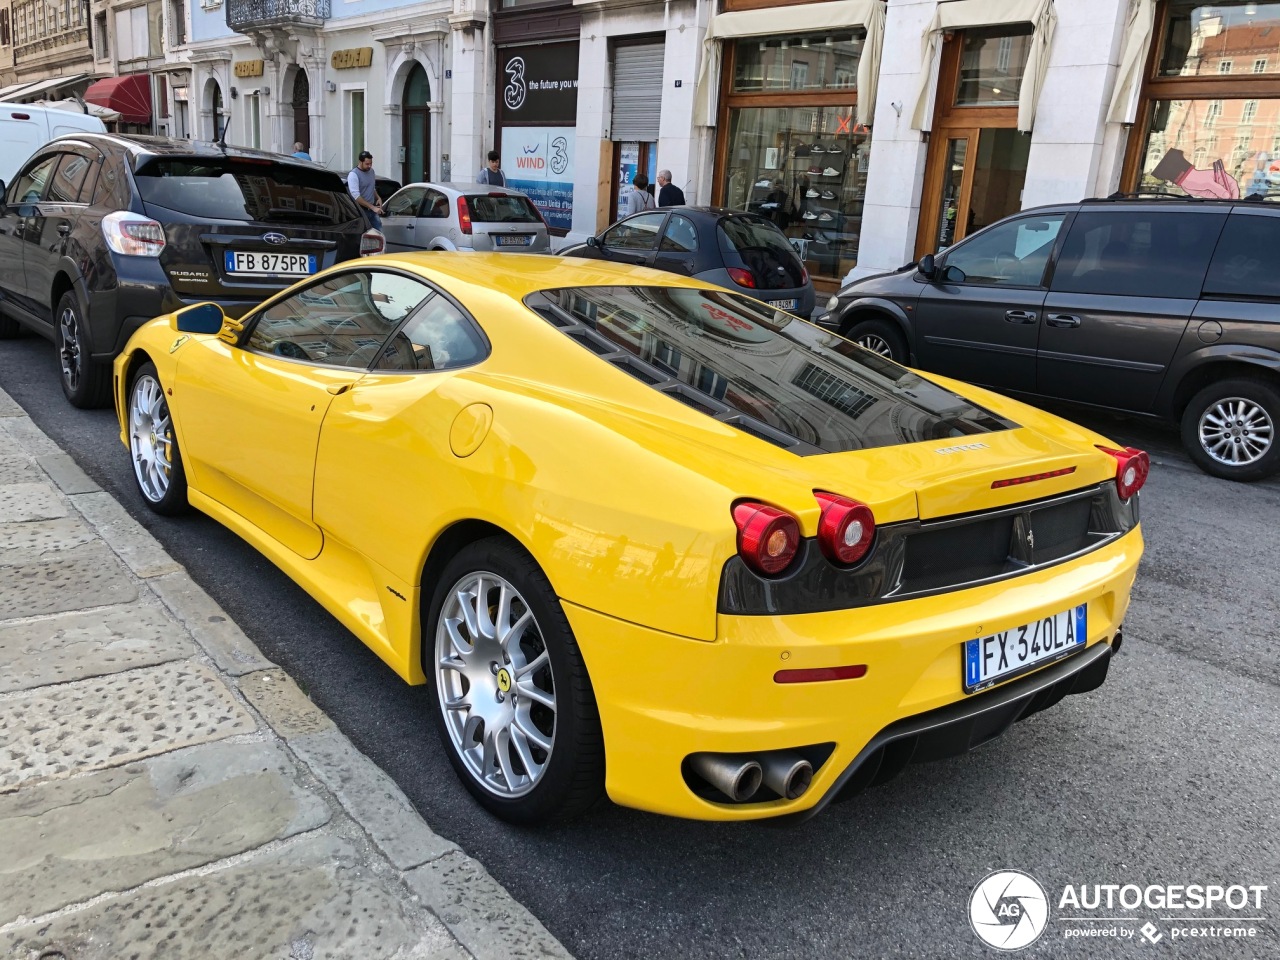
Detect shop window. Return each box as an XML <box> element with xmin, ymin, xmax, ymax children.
<box><xmin>732</xmin><ymin>32</ymin><xmax>864</xmax><ymax>94</ymax></box>
<box><xmin>721</xmin><ymin>105</ymin><xmax>868</xmax><ymax>283</ymax></box>
<box><xmin>955</xmin><ymin>25</ymin><xmax>1033</xmax><ymax>107</ymax></box>
<box><xmin>347</xmin><ymin>90</ymin><xmax>366</xmax><ymax>166</ymax></box>
<box><xmin>246</xmin><ymin>93</ymin><xmax>261</xmax><ymax>150</ymax></box>
<box><xmin>1161</xmin><ymin>2</ymin><xmax>1280</xmax><ymax>77</ymax></box>
<box><xmin>1140</xmin><ymin>98</ymin><xmax>1280</xmax><ymax>198</ymax></box>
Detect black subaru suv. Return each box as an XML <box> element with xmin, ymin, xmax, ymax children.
<box><xmin>818</xmin><ymin>196</ymin><xmax>1280</xmax><ymax>482</ymax></box>
<box><xmin>0</xmin><ymin>134</ymin><xmax>381</xmax><ymax>408</ymax></box>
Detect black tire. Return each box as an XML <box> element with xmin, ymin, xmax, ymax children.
<box><xmin>126</xmin><ymin>362</ymin><xmax>191</xmax><ymax>515</ymax></box>
<box><xmin>0</xmin><ymin>313</ymin><xmax>24</xmax><ymax>339</ymax></box>
<box><xmin>842</xmin><ymin>315</ymin><xmax>909</xmax><ymax>364</ymax></box>
<box><xmin>1180</xmin><ymin>376</ymin><xmax>1280</xmax><ymax>482</ymax></box>
<box><xmin>426</xmin><ymin>536</ymin><xmax>604</xmax><ymax>824</ymax></box>
<box><xmin>55</xmin><ymin>291</ymin><xmax>111</xmax><ymax>408</ymax></box>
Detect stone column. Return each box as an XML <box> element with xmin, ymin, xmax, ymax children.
<box><xmin>447</xmin><ymin>10</ymin><xmax>488</xmax><ymax>188</ymax></box>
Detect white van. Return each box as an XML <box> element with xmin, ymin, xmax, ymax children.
<box><xmin>0</xmin><ymin>104</ymin><xmax>106</xmax><ymax>187</ymax></box>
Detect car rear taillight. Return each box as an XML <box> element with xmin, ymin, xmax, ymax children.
<box><xmin>102</xmin><ymin>211</ymin><xmax>166</xmax><ymax>257</ymax></box>
<box><xmin>732</xmin><ymin>501</ymin><xmax>800</xmax><ymax>576</ymax></box>
<box><xmin>360</xmin><ymin>229</ymin><xmax>385</xmax><ymax>256</ymax></box>
<box><xmin>800</xmin><ymin>266</ymin><xmax>810</xmax><ymax>284</ymax></box>
<box><xmin>814</xmin><ymin>492</ymin><xmax>875</xmax><ymax>565</ymax></box>
<box><xmin>1097</xmin><ymin>446</ymin><xmax>1150</xmax><ymax>500</ymax></box>
<box><xmin>457</xmin><ymin>196</ymin><xmax>472</xmax><ymax>235</ymax></box>
<box><xmin>727</xmin><ymin>267</ymin><xmax>756</xmax><ymax>288</ymax></box>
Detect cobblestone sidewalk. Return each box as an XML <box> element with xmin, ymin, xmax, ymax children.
<box><xmin>0</xmin><ymin>386</ymin><xmax>571</xmax><ymax>960</ymax></box>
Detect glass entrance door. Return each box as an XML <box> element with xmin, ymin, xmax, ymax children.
<box><xmin>402</xmin><ymin>64</ymin><xmax>430</xmax><ymax>184</ymax></box>
<box><xmin>920</xmin><ymin>127</ymin><xmax>1030</xmax><ymax>256</ymax></box>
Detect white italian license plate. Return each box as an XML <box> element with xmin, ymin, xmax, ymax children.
<box><xmin>768</xmin><ymin>298</ymin><xmax>799</xmax><ymax>311</ymax></box>
<box><xmin>495</xmin><ymin>235</ymin><xmax>534</xmax><ymax>247</ymax></box>
<box><xmin>224</xmin><ymin>251</ymin><xmax>317</xmax><ymax>276</ymax></box>
<box><xmin>963</xmin><ymin>604</ymin><xmax>1087</xmax><ymax>693</ymax></box>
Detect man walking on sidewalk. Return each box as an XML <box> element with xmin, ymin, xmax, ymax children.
<box><xmin>348</xmin><ymin>151</ymin><xmax>384</xmax><ymax>229</ymax></box>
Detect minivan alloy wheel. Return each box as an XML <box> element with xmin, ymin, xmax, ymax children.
<box><xmin>434</xmin><ymin>571</ymin><xmax>557</xmax><ymax>799</ymax></box>
<box><xmin>854</xmin><ymin>332</ymin><xmax>893</xmax><ymax>357</ymax></box>
<box><xmin>129</xmin><ymin>374</ymin><xmax>176</xmax><ymax>502</ymax></box>
<box><xmin>1198</xmin><ymin>396</ymin><xmax>1274</xmax><ymax>466</ymax></box>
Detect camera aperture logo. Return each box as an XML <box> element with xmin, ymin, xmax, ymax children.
<box><xmin>970</xmin><ymin>870</ymin><xmax>1050</xmax><ymax>951</ymax></box>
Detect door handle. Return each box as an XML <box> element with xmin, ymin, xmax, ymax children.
<box><xmin>57</xmin><ymin>223</ymin><xmax>71</xmax><ymax>236</ymax></box>
<box><xmin>326</xmin><ymin>383</ymin><xmax>352</xmax><ymax>396</ymax></box>
<box><xmin>1046</xmin><ymin>313</ymin><xmax>1081</xmax><ymax>328</ymax></box>
<box><xmin>405</xmin><ymin>223</ymin><xmax>415</xmax><ymax>229</ymax></box>
<box><xmin>1004</xmin><ymin>310</ymin><xmax>1038</xmax><ymax>324</ymax></box>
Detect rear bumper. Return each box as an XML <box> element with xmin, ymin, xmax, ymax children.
<box><xmin>565</xmin><ymin>526</ymin><xmax>1141</xmax><ymax>821</ymax></box>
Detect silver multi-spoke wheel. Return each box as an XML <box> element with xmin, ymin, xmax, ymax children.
<box><xmin>129</xmin><ymin>374</ymin><xmax>176</xmax><ymax>503</ymax></box>
<box><xmin>59</xmin><ymin>304</ymin><xmax>81</xmax><ymax>391</ymax></box>
<box><xmin>434</xmin><ymin>572</ymin><xmax>557</xmax><ymax>799</ymax></box>
<box><xmin>1198</xmin><ymin>396</ymin><xmax>1274</xmax><ymax>467</ymax></box>
<box><xmin>854</xmin><ymin>333</ymin><xmax>893</xmax><ymax>357</ymax></box>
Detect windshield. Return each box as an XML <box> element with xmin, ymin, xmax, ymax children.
<box><xmin>135</xmin><ymin>158</ymin><xmax>362</xmax><ymax>225</ymax></box>
<box><xmin>525</xmin><ymin>286</ymin><xmax>1014</xmax><ymax>454</ymax></box>
<box><xmin>466</xmin><ymin>194</ymin><xmax>542</xmax><ymax>224</ymax></box>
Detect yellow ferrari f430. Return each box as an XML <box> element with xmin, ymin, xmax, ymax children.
<box><xmin>114</xmin><ymin>254</ymin><xmax>1146</xmax><ymax>823</ymax></box>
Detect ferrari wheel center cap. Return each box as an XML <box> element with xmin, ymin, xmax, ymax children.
<box><xmin>495</xmin><ymin>667</ymin><xmax>512</xmax><ymax>693</ymax></box>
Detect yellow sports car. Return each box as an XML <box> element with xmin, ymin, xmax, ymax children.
<box><xmin>113</xmin><ymin>254</ymin><xmax>1146</xmax><ymax>824</ymax></box>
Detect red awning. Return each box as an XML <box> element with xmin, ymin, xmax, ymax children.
<box><xmin>84</xmin><ymin>74</ymin><xmax>152</xmax><ymax>125</ymax></box>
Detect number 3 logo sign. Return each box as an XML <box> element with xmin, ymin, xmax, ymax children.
<box><xmin>504</xmin><ymin>57</ymin><xmax>527</xmax><ymax>111</ymax></box>
<box><xmin>549</xmin><ymin>136</ymin><xmax>569</xmax><ymax>175</ymax></box>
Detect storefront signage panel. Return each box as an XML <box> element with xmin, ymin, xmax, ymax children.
<box><xmin>332</xmin><ymin>48</ymin><xmax>374</xmax><ymax>70</ymax></box>
<box><xmin>234</xmin><ymin>60</ymin><xmax>264</xmax><ymax>78</ymax></box>
<box><xmin>501</xmin><ymin>126</ymin><xmax>575</xmax><ymax>232</ymax></box>
<box><xmin>499</xmin><ymin>42</ymin><xmax>579</xmax><ymax>126</ymax></box>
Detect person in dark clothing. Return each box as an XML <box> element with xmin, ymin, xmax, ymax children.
<box><xmin>477</xmin><ymin>151</ymin><xmax>506</xmax><ymax>186</ymax></box>
<box><xmin>656</xmin><ymin>169</ymin><xmax>686</xmax><ymax>207</ymax></box>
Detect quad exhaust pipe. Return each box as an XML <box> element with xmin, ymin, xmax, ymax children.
<box><xmin>689</xmin><ymin>751</ymin><xmax>814</xmax><ymax>803</ymax></box>
<box><xmin>689</xmin><ymin>754</ymin><xmax>763</xmax><ymax>803</ymax></box>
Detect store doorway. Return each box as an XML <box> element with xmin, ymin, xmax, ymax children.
<box><xmin>292</xmin><ymin>70</ymin><xmax>311</xmax><ymax>154</ymax></box>
<box><xmin>916</xmin><ymin>25</ymin><xmax>1034</xmax><ymax>258</ymax></box>
<box><xmin>611</xmin><ymin>140</ymin><xmax>657</xmax><ymax>222</ymax></box>
<box><xmin>401</xmin><ymin>63</ymin><xmax>430</xmax><ymax>185</ymax></box>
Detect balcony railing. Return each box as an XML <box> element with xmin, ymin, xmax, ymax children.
<box><xmin>226</xmin><ymin>0</ymin><xmax>330</xmax><ymax>31</ymax></box>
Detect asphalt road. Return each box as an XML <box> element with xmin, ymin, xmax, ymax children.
<box><xmin>2</xmin><ymin>332</ymin><xmax>1277</xmax><ymax>960</ymax></box>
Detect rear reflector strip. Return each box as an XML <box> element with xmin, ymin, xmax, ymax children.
<box><xmin>991</xmin><ymin>466</ymin><xmax>1077</xmax><ymax>488</ymax></box>
<box><xmin>774</xmin><ymin>665</ymin><xmax>868</xmax><ymax>684</ymax></box>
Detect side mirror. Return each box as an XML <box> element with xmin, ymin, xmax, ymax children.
<box><xmin>170</xmin><ymin>302</ymin><xmax>225</xmax><ymax>335</ymax></box>
<box><xmin>916</xmin><ymin>253</ymin><xmax>937</xmax><ymax>281</ymax></box>
<box><xmin>586</xmin><ymin>235</ymin><xmax>600</xmax><ymax>249</ymax></box>
<box><xmin>0</xmin><ymin>179</ymin><xmax>7</xmax><ymax>206</ymax></box>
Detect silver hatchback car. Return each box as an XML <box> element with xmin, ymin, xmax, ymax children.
<box><xmin>380</xmin><ymin>182</ymin><xmax>551</xmax><ymax>254</ymax></box>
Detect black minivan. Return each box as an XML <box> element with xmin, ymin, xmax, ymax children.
<box><xmin>819</xmin><ymin>196</ymin><xmax>1280</xmax><ymax>482</ymax></box>
<box><xmin>0</xmin><ymin>134</ymin><xmax>381</xmax><ymax>408</ymax></box>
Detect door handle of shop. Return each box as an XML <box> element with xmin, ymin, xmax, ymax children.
<box><xmin>1046</xmin><ymin>313</ymin><xmax>1081</xmax><ymax>328</ymax></box>
<box><xmin>1004</xmin><ymin>310</ymin><xmax>1038</xmax><ymax>324</ymax></box>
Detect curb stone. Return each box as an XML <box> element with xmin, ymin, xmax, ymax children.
<box><xmin>0</xmin><ymin>386</ymin><xmax>573</xmax><ymax>960</ymax></box>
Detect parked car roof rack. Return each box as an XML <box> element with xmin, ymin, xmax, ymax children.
<box><xmin>1086</xmin><ymin>191</ymin><xmax>1280</xmax><ymax>203</ymax></box>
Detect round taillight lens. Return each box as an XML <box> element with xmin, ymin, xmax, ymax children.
<box><xmin>1098</xmin><ymin>446</ymin><xmax>1150</xmax><ymax>501</ymax></box>
<box><xmin>732</xmin><ymin>502</ymin><xmax>800</xmax><ymax>576</ymax></box>
<box><xmin>814</xmin><ymin>492</ymin><xmax>876</xmax><ymax>565</ymax></box>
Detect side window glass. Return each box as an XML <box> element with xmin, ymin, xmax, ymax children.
<box><xmin>385</xmin><ymin>188</ymin><xmax>424</xmax><ymax>217</ymax></box>
<box><xmin>91</xmin><ymin>152</ymin><xmax>131</xmax><ymax>211</ymax></box>
<box><xmin>77</xmin><ymin>157</ymin><xmax>101</xmax><ymax>203</ymax></box>
<box><xmin>375</xmin><ymin>292</ymin><xmax>487</xmax><ymax>372</ymax></box>
<box><xmin>1050</xmin><ymin>211</ymin><xmax>1225</xmax><ymax>299</ymax></box>
<box><xmin>941</xmin><ymin>215</ymin><xmax>1065</xmax><ymax>286</ymax></box>
<box><xmin>602</xmin><ymin>212</ymin><xmax>667</xmax><ymax>251</ymax></box>
<box><xmin>1201</xmin><ymin>214</ymin><xmax>1280</xmax><ymax>299</ymax></box>
<box><xmin>660</xmin><ymin>215</ymin><xmax>699</xmax><ymax>253</ymax></box>
<box><xmin>422</xmin><ymin>190</ymin><xmax>450</xmax><ymax>218</ymax></box>
<box><xmin>9</xmin><ymin>155</ymin><xmax>58</xmax><ymax>205</ymax></box>
<box><xmin>48</xmin><ymin>153</ymin><xmax>92</xmax><ymax>204</ymax></box>
<box><xmin>247</xmin><ymin>271</ymin><xmax>434</xmax><ymax>368</ymax></box>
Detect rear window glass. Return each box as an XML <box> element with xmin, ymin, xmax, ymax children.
<box><xmin>465</xmin><ymin>194</ymin><xmax>542</xmax><ymax>224</ymax></box>
<box><xmin>1203</xmin><ymin>214</ymin><xmax>1280</xmax><ymax>300</ymax></box>
<box><xmin>526</xmin><ymin>286</ymin><xmax>1013</xmax><ymax>454</ymax></box>
<box><xmin>717</xmin><ymin>215</ymin><xmax>805</xmax><ymax>288</ymax></box>
<box><xmin>135</xmin><ymin>158</ymin><xmax>361</xmax><ymax>225</ymax></box>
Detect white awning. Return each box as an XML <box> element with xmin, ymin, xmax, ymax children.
<box><xmin>35</xmin><ymin>98</ymin><xmax>122</xmax><ymax>122</ymax></box>
<box><xmin>0</xmin><ymin>74</ymin><xmax>94</xmax><ymax>103</ymax></box>
<box><xmin>0</xmin><ymin>81</ymin><xmax>38</xmax><ymax>100</ymax></box>
<box><xmin>693</xmin><ymin>0</ymin><xmax>887</xmax><ymax>127</ymax></box>
<box><xmin>1108</xmin><ymin>0</ymin><xmax>1156</xmax><ymax>124</ymax></box>
<box><xmin>910</xmin><ymin>0</ymin><xmax>1057</xmax><ymax>133</ymax></box>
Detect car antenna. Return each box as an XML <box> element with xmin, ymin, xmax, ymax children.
<box><xmin>217</xmin><ymin>111</ymin><xmax>230</xmax><ymax>151</ymax></box>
